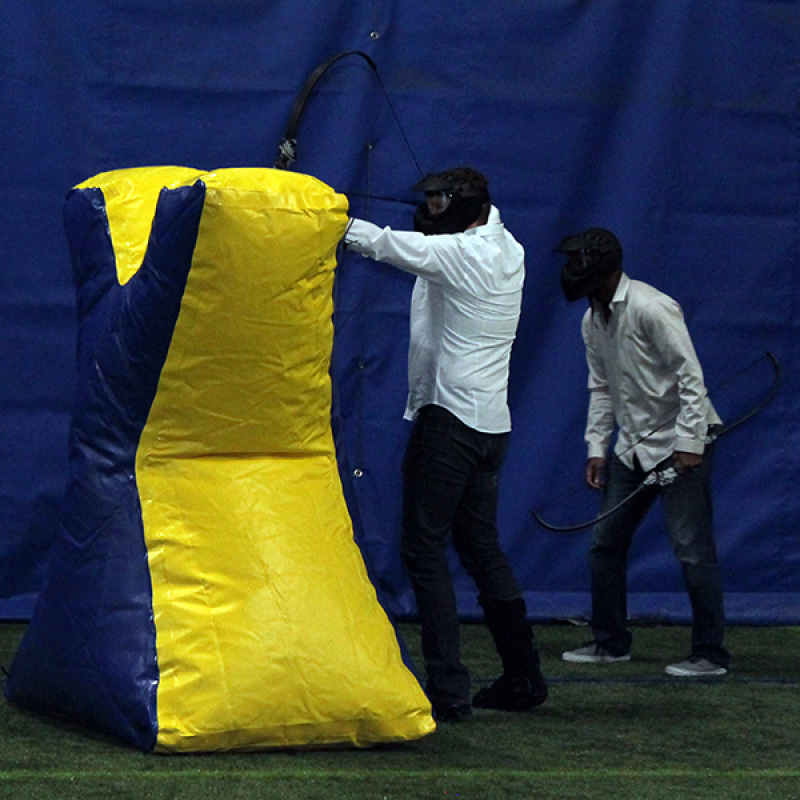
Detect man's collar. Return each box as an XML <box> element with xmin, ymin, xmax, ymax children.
<box><xmin>610</xmin><ymin>272</ymin><xmax>630</xmax><ymax>305</ymax></box>
<box><xmin>590</xmin><ymin>272</ymin><xmax>628</xmax><ymax>319</ymax></box>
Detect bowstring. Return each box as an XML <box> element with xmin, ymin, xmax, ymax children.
<box><xmin>367</xmin><ymin>65</ymin><xmax>424</xmax><ymax>180</ymax></box>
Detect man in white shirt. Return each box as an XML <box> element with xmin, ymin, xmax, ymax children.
<box><xmin>556</xmin><ymin>227</ymin><xmax>730</xmax><ymax>677</ymax></box>
<box><xmin>344</xmin><ymin>167</ymin><xmax>547</xmax><ymax>720</ymax></box>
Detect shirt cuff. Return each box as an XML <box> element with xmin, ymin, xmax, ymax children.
<box><xmin>342</xmin><ymin>218</ymin><xmax>373</xmax><ymax>252</ymax></box>
<box><xmin>587</xmin><ymin>442</ymin><xmax>608</xmax><ymax>460</ymax></box>
<box><xmin>674</xmin><ymin>436</ymin><xmax>705</xmax><ymax>455</ymax></box>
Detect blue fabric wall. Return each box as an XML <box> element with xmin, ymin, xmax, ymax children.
<box><xmin>1</xmin><ymin>1</ymin><xmax>798</xmax><ymax>623</ymax></box>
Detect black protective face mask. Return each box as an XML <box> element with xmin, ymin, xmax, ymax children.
<box><xmin>413</xmin><ymin>194</ymin><xmax>486</xmax><ymax>235</ymax></box>
<box><xmin>560</xmin><ymin>251</ymin><xmax>616</xmax><ymax>301</ymax></box>
<box><xmin>555</xmin><ymin>228</ymin><xmax>623</xmax><ymax>301</ymax></box>
<box><xmin>411</xmin><ymin>171</ymin><xmax>488</xmax><ymax>235</ymax></box>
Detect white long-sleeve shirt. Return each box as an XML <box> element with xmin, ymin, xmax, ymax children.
<box><xmin>583</xmin><ymin>272</ymin><xmax>721</xmax><ymax>471</ymax></box>
<box><xmin>344</xmin><ymin>207</ymin><xmax>525</xmax><ymax>433</ymax></box>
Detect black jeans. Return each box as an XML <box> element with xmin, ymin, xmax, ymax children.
<box><xmin>401</xmin><ymin>404</ymin><xmax>521</xmax><ymax>706</ymax></box>
<box><xmin>589</xmin><ymin>449</ymin><xmax>730</xmax><ymax>667</ymax></box>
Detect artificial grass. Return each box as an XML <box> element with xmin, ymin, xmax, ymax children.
<box><xmin>1</xmin><ymin>622</ymin><xmax>798</xmax><ymax>799</ymax></box>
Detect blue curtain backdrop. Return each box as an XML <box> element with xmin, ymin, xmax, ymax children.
<box><xmin>1</xmin><ymin>0</ymin><xmax>798</xmax><ymax>622</ymax></box>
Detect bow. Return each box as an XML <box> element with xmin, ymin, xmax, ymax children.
<box><xmin>273</xmin><ymin>50</ymin><xmax>423</xmax><ymax>207</ymax></box>
<box><xmin>531</xmin><ymin>351</ymin><xmax>782</xmax><ymax>533</ymax></box>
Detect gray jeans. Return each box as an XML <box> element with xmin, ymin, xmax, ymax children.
<box><xmin>589</xmin><ymin>448</ymin><xmax>729</xmax><ymax>667</ymax></box>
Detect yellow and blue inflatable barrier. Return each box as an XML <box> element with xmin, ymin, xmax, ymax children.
<box><xmin>5</xmin><ymin>166</ymin><xmax>434</xmax><ymax>751</ymax></box>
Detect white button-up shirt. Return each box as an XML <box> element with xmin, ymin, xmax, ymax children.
<box><xmin>344</xmin><ymin>207</ymin><xmax>525</xmax><ymax>433</ymax></box>
<box><xmin>582</xmin><ymin>273</ymin><xmax>721</xmax><ymax>471</ymax></box>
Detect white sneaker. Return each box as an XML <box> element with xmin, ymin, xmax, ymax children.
<box><xmin>665</xmin><ymin>656</ymin><xmax>728</xmax><ymax>677</ymax></box>
<box><xmin>562</xmin><ymin>643</ymin><xmax>631</xmax><ymax>664</ymax></box>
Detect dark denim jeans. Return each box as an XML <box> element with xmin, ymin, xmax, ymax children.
<box><xmin>401</xmin><ymin>404</ymin><xmax>521</xmax><ymax>706</ymax></box>
<box><xmin>589</xmin><ymin>448</ymin><xmax>730</xmax><ymax>667</ymax></box>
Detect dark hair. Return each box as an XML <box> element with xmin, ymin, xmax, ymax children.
<box><xmin>442</xmin><ymin>166</ymin><xmax>490</xmax><ymax>206</ymax></box>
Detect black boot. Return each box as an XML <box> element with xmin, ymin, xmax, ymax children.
<box><xmin>472</xmin><ymin>596</ymin><xmax>548</xmax><ymax>711</ymax></box>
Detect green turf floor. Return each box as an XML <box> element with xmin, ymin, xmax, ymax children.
<box><xmin>1</xmin><ymin>622</ymin><xmax>798</xmax><ymax>799</ymax></box>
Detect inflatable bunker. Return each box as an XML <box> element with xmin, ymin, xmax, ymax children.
<box><xmin>5</xmin><ymin>166</ymin><xmax>434</xmax><ymax>751</ymax></box>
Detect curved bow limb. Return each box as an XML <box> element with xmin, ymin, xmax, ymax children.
<box><xmin>273</xmin><ymin>50</ymin><xmax>423</xmax><ymax>183</ymax></box>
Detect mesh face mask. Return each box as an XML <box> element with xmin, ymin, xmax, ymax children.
<box><xmin>424</xmin><ymin>190</ymin><xmax>452</xmax><ymax>217</ymax></box>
